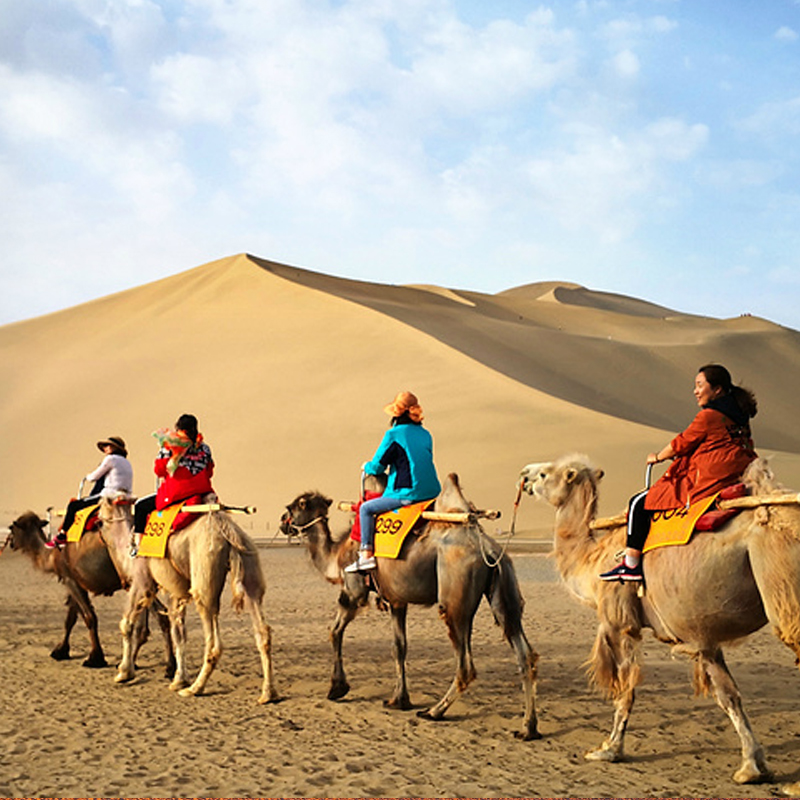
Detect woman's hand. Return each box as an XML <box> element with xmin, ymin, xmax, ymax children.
<box><xmin>646</xmin><ymin>452</ymin><xmax>660</xmax><ymax>465</ymax></box>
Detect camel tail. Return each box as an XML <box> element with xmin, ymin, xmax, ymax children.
<box><xmin>213</xmin><ymin>513</ymin><xmax>266</xmax><ymax>613</ymax></box>
<box><xmin>485</xmin><ymin>555</ymin><xmax>527</xmax><ymax>644</ymax></box>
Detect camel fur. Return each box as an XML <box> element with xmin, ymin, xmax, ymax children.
<box><xmin>7</xmin><ymin>500</ymin><xmax>174</xmax><ymax>672</ymax></box>
<box><xmin>520</xmin><ymin>453</ymin><xmax>800</xmax><ymax>787</ymax></box>
<box><xmin>113</xmin><ymin>504</ymin><xmax>279</xmax><ymax>704</ymax></box>
<box><xmin>280</xmin><ymin>472</ymin><xmax>539</xmax><ymax>740</ymax></box>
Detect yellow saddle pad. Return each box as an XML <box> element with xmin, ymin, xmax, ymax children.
<box><xmin>66</xmin><ymin>504</ymin><xmax>100</xmax><ymax>543</ymax></box>
<box><xmin>643</xmin><ymin>493</ymin><xmax>719</xmax><ymax>553</ymax></box>
<box><xmin>138</xmin><ymin>504</ymin><xmax>184</xmax><ymax>558</ymax></box>
<box><xmin>374</xmin><ymin>500</ymin><xmax>434</xmax><ymax>559</ymax></box>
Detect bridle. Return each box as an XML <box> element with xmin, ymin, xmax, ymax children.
<box><xmin>282</xmin><ymin>512</ymin><xmax>328</xmax><ymax>537</ymax></box>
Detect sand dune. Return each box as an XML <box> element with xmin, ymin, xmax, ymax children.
<box><xmin>1</xmin><ymin>252</ymin><xmax>799</xmax><ymax>537</ymax></box>
<box><xmin>4</xmin><ymin>253</ymin><xmax>800</xmax><ymax>799</ymax></box>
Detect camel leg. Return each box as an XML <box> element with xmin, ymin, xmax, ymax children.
<box><xmin>116</xmin><ymin>578</ymin><xmax>155</xmax><ymax>684</ymax></box>
<box><xmin>60</xmin><ymin>577</ymin><xmax>107</xmax><ymax>668</ymax></box>
<box><xmin>244</xmin><ymin>592</ymin><xmax>280</xmax><ymax>704</ymax></box>
<box><xmin>178</xmin><ymin>593</ymin><xmax>222</xmax><ymax>698</ymax></box>
<box><xmin>385</xmin><ymin>605</ymin><xmax>412</xmax><ymax>710</ymax></box>
<box><xmin>699</xmin><ymin>649</ymin><xmax>770</xmax><ymax>784</ymax></box>
<box><xmin>585</xmin><ymin>621</ymin><xmax>640</xmax><ymax>762</ymax></box>
<box><xmin>50</xmin><ymin>596</ymin><xmax>80</xmax><ymax>661</ymax></box>
<box><xmin>586</xmin><ymin>688</ymin><xmax>635</xmax><ymax>762</ymax></box>
<box><xmin>328</xmin><ymin>589</ymin><xmax>361</xmax><ymax>701</ymax></box>
<box><xmin>418</xmin><ymin>600</ymin><xmax>478</xmax><ymax>721</ymax></box>
<box><xmin>150</xmin><ymin>597</ymin><xmax>177</xmax><ymax>679</ymax></box>
<box><xmin>487</xmin><ymin>560</ymin><xmax>540</xmax><ymax>740</ymax></box>
<box><xmin>168</xmin><ymin>597</ymin><xmax>191</xmax><ymax>691</ymax></box>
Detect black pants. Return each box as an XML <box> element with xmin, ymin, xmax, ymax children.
<box><xmin>62</xmin><ymin>495</ymin><xmax>101</xmax><ymax>532</ymax></box>
<box><xmin>626</xmin><ymin>489</ymin><xmax>653</xmax><ymax>551</ymax></box>
<box><xmin>134</xmin><ymin>493</ymin><xmax>157</xmax><ymax>533</ymax></box>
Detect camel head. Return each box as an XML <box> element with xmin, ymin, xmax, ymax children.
<box><xmin>519</xmin><ymin>454</ymin><xmax>604</xmax><ymax>510</ymax></box>
<box><xmin>280</xmin><ymin>492</ymin><xmax>332</xmax><ymax>538</ymax></box>
<box><xmin>7</xmin><ymin>511</ymin><xmax>49</xmax><ymax>554</ymax></box>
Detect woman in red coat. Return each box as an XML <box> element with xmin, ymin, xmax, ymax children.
<box><xmin>601</xmin><ymin>364</ymin><xmax>757</xmax><ymax>582</ymax></box>
<box><xmin>132</xmin><ymin>413</ymin><xmax>215</xmax><ymax>540</ymax></box>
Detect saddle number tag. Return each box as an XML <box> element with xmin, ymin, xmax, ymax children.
<box><xmin>375</xmin><ymin>515</ymin><xmax>404</xmax><ymax>537</ymax></box>
<box><xmin>139</xmin><ymin>504</ymin><xmax>184</xmax><ymax>558</ymax></box>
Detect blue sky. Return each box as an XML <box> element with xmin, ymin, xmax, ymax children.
<box><xmin>1</xmin><ymin>0</ymin><xmax>799</xmax><ymax>329</ymax></box>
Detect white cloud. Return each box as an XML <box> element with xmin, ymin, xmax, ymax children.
<box><xmin>612</xmin><ymin>48</ymin><xmax>640</xmax><ymax>77</ymax></box>
<box><xmin>775</xmin><ymin>26</ymin><xmax>798</xmax><ymax>42</ymax></box>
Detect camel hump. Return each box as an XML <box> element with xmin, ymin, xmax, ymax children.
<box><xmin>435</xmin><ymin>473</ymin><xmax>471</xmax><ymax>514</ymax></box>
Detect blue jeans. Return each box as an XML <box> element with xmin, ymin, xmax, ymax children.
<box><xmin>359</xmin><ymin>495</ymin><xmax>411</xmax><ymax>551</ymax></box>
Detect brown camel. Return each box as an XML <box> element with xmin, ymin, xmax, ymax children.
<box><xmin>113</xmin><ymin>505</ymin><xmax>280</xmax><ymax>704</ymax></box>
<box><xmin>6</xmin><ymin>500</ymin><xmax>174</xmax><ymax>672</ymax></box>
<box><xmin>279</xmin><ymin>472</ymin><xmax>540</xmax><ymax>740</ymax></box>
<box><xmin>519</xmin><ymin>453</ymin><xmax>800</xmax><ymax>786</ymax></box>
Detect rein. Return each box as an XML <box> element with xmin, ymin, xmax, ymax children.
<box><xmin>478</xmin><ymin>480</ymin><xmax>522</xmax><ymax>569</ymax></box>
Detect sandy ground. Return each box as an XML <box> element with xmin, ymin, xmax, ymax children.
<box><xmin>2</xmin><ymin>541</ymin><xmax>800</xmax><ymax>799</ymax></box>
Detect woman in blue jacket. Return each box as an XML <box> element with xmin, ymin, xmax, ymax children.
<box><xmin>345</xmin><ymin>391</ymin><xmax>441</xmax><ymax>573</ymax></box>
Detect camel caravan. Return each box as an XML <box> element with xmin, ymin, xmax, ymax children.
<box><xmin>6</xmin><ymin>371</ymin><xmax>800</xmax><ymax>792</ymax></box>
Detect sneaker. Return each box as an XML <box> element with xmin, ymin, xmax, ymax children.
<box><xmin>45</xmin><ymin>532</ymin><xmax>67</xmax><ymax>549</ymax></box>
<box><xmin>344</xmin><ymin>555</ymin><xmax>378</xmax><ymax>573</ymax></box>
<box><xmin>599</xmin><ymin>561</ymin><xmax>643</xmax><ymax>582</ymax></box>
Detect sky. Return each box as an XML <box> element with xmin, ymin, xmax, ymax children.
<box><xmin>1</xmin><ymin>0</ymin><xmax>800</xmax><ymax>329</ymax></box>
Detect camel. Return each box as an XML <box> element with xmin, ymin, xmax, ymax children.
<box><xmin>519</xmin><ymin>453</ymin><xmax>800</xmax><ymax>786</ymax></box>
<box><xmin>113</xmin><ymin>504</ymin><xmax>280</xmax><ymax>705</ymax></box>
<box><xmin>279</xmin><ymin>472</ymin><xmax>540</xmax><ymax>740</ymax></box>
<box><xmin>6</xmin><ymin>500</ymin><xmax>174</xmax><ymax>672</ymax></box>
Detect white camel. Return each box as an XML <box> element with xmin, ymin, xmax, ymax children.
<box><xmin>520</xmin><ymin>453</ymin><xmax>800</xmax><ymax>787</ymax></box>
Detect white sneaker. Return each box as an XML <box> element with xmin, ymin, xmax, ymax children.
<box><xmin>344</xmin><ymin>555</ymin><xmax>377</xmax><ymax>573</ymax></box>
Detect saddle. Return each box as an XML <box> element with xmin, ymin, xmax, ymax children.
<box><xmin>65</xmin><ymin>503</ymin><xmax>101</xmax><ymax>543</ymax></box>
<box><xmin>138</xmin><ymin>495</ymin><xmax>204</xmax><ymax>558</ymax></box>
<box><xmin>643</xmin><ymin>483</ymin><xmax>748</xmax><ymax>553</ymax></box>
<box><xmin>349</xmin><ymin>493</ymin><xmax>436</xmax><ymax>559</ymax></box>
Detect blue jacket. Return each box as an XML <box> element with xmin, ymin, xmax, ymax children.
<box><xmin>364</xmin><ymin>420</ymin><xmax>441</xmax><ymax>502</ymax></box>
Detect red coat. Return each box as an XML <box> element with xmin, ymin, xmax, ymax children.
<box><xmin>645</xmin><ymin>408</ymin><xmax>756</xmax><ymax>511</ymax></box>
<box><xmin>154</xmin><ymin>444</ymin><xmax>214</xmax><ymax>510</ymax></box>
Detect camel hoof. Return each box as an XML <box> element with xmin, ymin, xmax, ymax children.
<box><xmin>177</xmin><ymin>685</ymin><xmax>202</xmax><ymax>698</ymax></box>
<box><xmin>733</xmin><ymin>764</ymin><xmax>771</xmax><ymax>785</ymax></box>
<box><xmin>779</xmin><ymin>781</ymin><xmax>800</xmax><ymax>796</ymax></box>
<box><xmin>82</xmin><ymin>654</ymin><xmax>109</xmax><ymax>669</ymax></box>
<box><xmin>328</xmin><ymin>681</ymin><xmax>350</xmax><ymax>701</ymax></box>
<box><xmin>417</xmin><ymin>707</ymin><xmax>444</xmax><ymax>721</ymax></box>
<box><xmin>585</xmin><ymin>745</ymin><xmax>622</xmax><ymax>763</ymax></box>
<box><xmin>50</xmin><ymin>645</ymin><xmax>70</xmax><ymax>661</ymax></box>
<box><xmin>114</xmin><ymin>671</ymin><xmax>134</xmax><ymax>684</ymax></box>
<box><xmin>515</xmin><ymin>728</ymin><xmax>542</xmax><ymax>741</ymax></box>
<box><xmin>384</xmin><ymin>696</ymin><xmax>412</xmax><ymax>711</ymax></box>
<box><xmin>258</xmin><ymin>690</ymin><xmax>282</xmax><ymax>705</ymax></box>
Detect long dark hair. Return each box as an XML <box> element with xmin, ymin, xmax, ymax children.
<box><xmin>699</xmin><ymin>364</ymin><xmax>757</xmax><ymax>418</ymax></box>
<box><xmin>175</xmin><ymin>413</ymin><xmax>200</xmax><ymax>444</ymax></box>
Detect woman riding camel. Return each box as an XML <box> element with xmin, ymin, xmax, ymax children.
<box><xmin>47</xmin><ymin>436</ymin><xmax>133</xmax><ymax>548</ymax></box>
<box><xmin>345</xmin><ymin>391</ymin><xmax>441</xmax><ymax>573</ymax></box>
<box><xmin>601</xmin><ymin>363</ymin><xmax>758</xmax><ymax>582</ymax></box>
<box><xmin>132</xmin><ymin>414</ymin><xmax>215</xmax><ymax>546</ymax></box>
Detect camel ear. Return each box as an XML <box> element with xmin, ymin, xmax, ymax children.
<box><xmin>325</xmin><ymin>497</ymin><xmax>332</xmax><ymax>509</ymax></box>
<box><xmin>39</xmin><ymin>518</ymin><xmax>48</xmax><ymax>531</ymax></box>
<box><xmin>594</xmin><ymin>468</ymin><xmax>605</xmax><ymax>482</ymax></box>
<box><xmin>298</xmin><ymin>497</ymin><xmax>307</xmax><ymax>510</ymax></box>
<box><xmin>565</xmin><ymin>467</ymin><xmax>578</xmax><ymax>484</ymax></box>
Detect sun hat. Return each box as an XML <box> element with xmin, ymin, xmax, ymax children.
<box><xmin>383</xmin><ymin>391</ymin><xmax>424</xmax><ymax>422</ymax></box>
<box><xmin>97</xmin><ymin>436</ymin><xmax>127</xmax><ymax>457</ymax></box>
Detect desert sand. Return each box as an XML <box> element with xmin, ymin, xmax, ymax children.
<box><xmin>3</xmin><ymin>540</ymin><xmax>800</xmax><ymax>798</ymax></box>
<box><xmin>2</xmin><ymin>253</ymin><xmax>800</xmax><ymax>798</ymax></box>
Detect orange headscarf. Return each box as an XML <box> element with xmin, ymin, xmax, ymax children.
<box><xmin>383</xmin><ymin>391</ymin><xmax>424</xmax><ymax>422</ymax></box>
